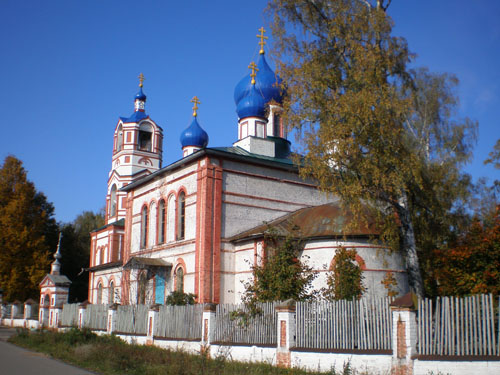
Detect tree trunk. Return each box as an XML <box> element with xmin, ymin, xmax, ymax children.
<box><xmin>396</xmin><ymin>191</ymin><xmax>425</xmax><ymax>297</ymax></box>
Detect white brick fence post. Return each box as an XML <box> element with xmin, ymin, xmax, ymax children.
<box><xmin>107</xmin><ymin>303</ymin><xmax>119</xmax><ymax>334</ymax></box>
<box><xmin>390</xmin><ymin>292</ymin><xmax>418</xmax><ymax>375</ymax></box>
<box><xmin>78</xmin><ymin>301</ymin><xmax>89</xmax><ymax>329</ymax></box>
<box><xmin>201</xmin><ymin>303</ymin><xmax>217</xmax><ymax>355</ymax></box>
<box><xmin>276</xmin><ymin>299</ymin><xmax>296</xmax><ymax>368</ymax></box>
<box><xmin>147</xmin><ymin>304</ymin><xmax>160</xmax><ymax>345</ymax></box>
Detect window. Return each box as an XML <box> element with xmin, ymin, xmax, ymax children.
<box><xmin>177</xmin><ymin>191</ymin><xmax>185</xmax><ymax>240</ymax></box>
<box><xmin>118</xmin><ymin>235</ymin><xmax>122</xmax><ymax>261</ymax></box>
<box><xmin>167</xmin><ymin>195</ymin><xmax>175</xmax><ymax>242</ymax></box>
<box><xmin>140</xmin><ymin>205</ymin><xmax>148</xmax><ymax>248</ymax></box>
<box><xmin>108</xmin><ymin>281</ymin><xmax>115</xmax><ymax>304</ymax></box>
<box><xmin>116</xmin><ymin>125</ymin><xmax>123</xmax><ymax>152</ymax></box>
<box><xmin>241</xmin><ymin>122</ymin><xmax>248</xmax><ymax>138</ymax></box>
<box><xmin>256</xmin><ymin>121</ymin><xmax>265</xmax><ymax>138</ymax></box>
<box><xmin>273</xmin><ymin>113</ymin><xmax>281</xmax><ymax>137</ymax></box>
<box><xmin>158</xmin><ymin>199</ymin><xmax>166</xmax><ymax>244</ymax></box>
<box><xmin>175</xmin><ymin>267</ymin><xmax>184</xmax><ymax>292</ymax></box>
<box><xmin>109</xmin><ymin>184</ymin><xmax>117</xmax><ymax>217</ymax></box>
<box><xmin>138</xmin><ymin>272</ymin><xmax>147</xmax><ymax>304</ymax></box>
<box><xmin>97</xmin><ymin>283</ymin><xmax>103</xmax><ymax>304</ymax></box>
<box><xmin>138</xmin><ymin>123</ymin><xmax>153</xmax><ymax>151</ymax></box>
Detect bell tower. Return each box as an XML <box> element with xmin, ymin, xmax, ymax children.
<box><xmin>106</xmin><ymin>74</ymin><xmax>163</xmax><ymax>224</ymax></box>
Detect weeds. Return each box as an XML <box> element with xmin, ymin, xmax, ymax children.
<box><xmin>328</xmin><ymin>360</ymin><xmax>353</xmax><ymax>375</ymax></box>
<box><xmin>9</xmin><ymin>328</ymin><xmax>329</xmax><ymax>375</ymax></box>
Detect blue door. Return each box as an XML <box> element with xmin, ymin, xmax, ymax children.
<box><xmin>155</xmin><ymin>271</ymin><xmax>165</xmax><ymax>304</ymax></box>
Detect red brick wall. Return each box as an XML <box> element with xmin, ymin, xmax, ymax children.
<box><xmin>280</xmin><ymin>320</ymin><xmax>287</xmax><ymax>348</ymax></box>
<box><xmin>276</xmin><ymin>352</ymin><xmax>291</xmax><ymax>367</ymax></box>
<box><xmin>397</xmin><ymin>319</ymin><xmax>407</xmax><ymax>359</ymax></box>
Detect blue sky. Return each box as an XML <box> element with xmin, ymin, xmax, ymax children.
<box><xmin>1</xmin><ymin>0</ymin><xmax>498</xmax><ymax>223</ymax></box>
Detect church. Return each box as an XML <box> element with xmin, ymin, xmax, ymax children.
<box><xmin>87</xmin><ymin>29</ymin><xmax>409</xmax><ymax>306</ymax></box>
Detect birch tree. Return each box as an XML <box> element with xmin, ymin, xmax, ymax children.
<box><xmin>268</xmin><ymin>0</ymin><xmax>477</xmax><ymax>296</ymax></box>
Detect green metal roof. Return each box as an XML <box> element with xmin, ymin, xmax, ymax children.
<box><xmin>121</xmin><ymin>146</ymin><xmax>301</xmax><ymax>192</ymax></box>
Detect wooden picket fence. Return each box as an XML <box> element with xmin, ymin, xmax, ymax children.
<box><xmin>213</xmin><ymin>302</ymin><xmax>278</xmax><ymax>346</ymax></box>
<box><xmin>83</xmin><ymin>304</ymin><xmax>108</xmax><ymax>330</ymax></box>
<box><xmin>61</xmin><ymin>303</ymin><xmax>79</xmax><ymax>327</ymax></box>
<box><xmin>13</xmin><ymin>303</ymin><xmax>24</xmax><ymax>318</ymax></box>
<box><xmin>296</xmin><ymin>297</ymin><xmax>393</xmax><ymax>351</ymax></box>
<box><xmin>1</xmin><ymin>304</ymin><xmax>12</xmax><ymax>318</ymax></box>
<box><xmin>115</xmin><ymin>304</ymin><xmax>148</xmax><ymax>335</ymax></box>
<box><xmin>418</xmin><ymin>294</ymin><xmax>499</xmax><ymax>356</ymax></box>
<box><xmin>154</xmin><ymin>304</ymin><xmax>203</xmax><ymax>340</ymax></box>
<box><xmin>28</xmin><ymin>304</ymin><xmax>39</xmax><ymax>319</ymax></box>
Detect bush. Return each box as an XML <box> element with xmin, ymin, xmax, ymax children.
<box><xmin>165</xmin><ymin>290</ymin><xmax>197</xmax><ymax>305</ymax></box>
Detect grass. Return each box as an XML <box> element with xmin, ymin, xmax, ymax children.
<box><xmin>8</xmin><ymin>328</ymin><xmax>331</xmax><ymax>375</ymax></box>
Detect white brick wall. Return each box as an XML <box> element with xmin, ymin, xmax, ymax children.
<box><xmin>414</xmin><ymin>360</ymin><xmax>500</xmax><ymax>375</ymax></box>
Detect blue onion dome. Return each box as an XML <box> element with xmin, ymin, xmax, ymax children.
<box><xmin>234</xmin><ymin>53</ymin><xmax>283</xmax><ymax>106</ymax></box>
<box><xmin>180</xmin><ymin>116</ymin><xmax>209</xmax><ymax>148</ymax></box>
<box><xmin>135</xmin><ymin>86</ymin><xmax>147</xmax><ymax>101</ymax></box>
<box><xmin>236</xmin><ymin>84</ymin><xmax>267</xmax><ymax>119</ymax></box>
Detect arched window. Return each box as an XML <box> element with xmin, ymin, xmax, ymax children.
<box><xmin>116</xmin><ymin>124</ymin><xmax>123</xmax><ymax>152</ymax></box>
<box><xmin>175</xmin><ymin>267</ymin><xmax>184</xmax><ymax>293</ymax></box>
<box><xmin>108</xmin><ymin>281</ymin><xmax>115</xmax><ymax>304</ymax></box>
<box><xmin>97</xmin><ymin>283</ymin><xmax>103</xmax><ymax>304</ymax></box>
<box><xmin>140</xmin><ymin>205</ymin><xmax>148</xmax><ymax>248</ymax></box>
<box><xmin>95</xmin><ymin>248</ymin><xmax>101</xmax><ymax>266</ymax></box>
<box><xmin>273</xmin><ymin>113</ymin><xmax>281</xmax><ymax>137</ymax></box>
<box><xmin>138</xmin><ymin>122</ymin><xmax>153</xmax><ymax>152</ymax></box>
<box><xmin>166</xmin><ymin>194</ymin><xmax>176</xmax><ymax>242</ymax></box>
<box><xmin>109</xmin><ymin>184</ymin><xmax>117</xmax><ymax>217</ymax></box>
<box><xmin>158</xmin><ymin>199</ymin><xmax>166</xmax><ymax>244</ymax></box>
<box><xmin>177</xmin><ymin>191</ymin><xmax>186</xmax><ymax>240</ymax></box>
<box><xmin>138</xmin><ymin>272</ymin><xmax>147</xmax><ymax>304</ymax></box>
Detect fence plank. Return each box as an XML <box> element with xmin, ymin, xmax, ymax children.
<box><xmin>83</xmin><ymin>304</ymin><xmax>108</xmax><ymax>330</ymax></box>
<box><xmin>213</xmin><ymin>302</ymin><xmax>277</xmax><ymax>346</ymax></box>
<box><xmin>295</xmin><ymin>297</ymin><xmax>391</xmax><ymax>351</ymax></box>
<box><xmin>155</xmin><ymin>304</ymin><xmax>202</xmax><ymax>340</ymax></box>
<box><xmin>115</xmin><ymin>305</ymin><xmax>148</xmax><ymax>334</ymax></box>
<box><xmin>417</xmin><ymin>294</ymin><xmax>499</xmax><ymax>356</ymax></box>
<box><xmin>61</xmin><ymin>303</ymin><xmax>79</xmax><ymax>327</ymax></box>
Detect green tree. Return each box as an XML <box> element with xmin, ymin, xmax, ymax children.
<box><xmin>60</xmin><ymin>210</ymin><xmax>105</xmax><ymax>302</ymax></box>
<box><xmin>242</xmin><ymin>229</ymin><xmax>317</xmax><ymax>308</ymax></box>
<box><xmin>267</xmin><ymin>0</ymin><xmax>477</xmax><ymax>296</ymax></box>
<box><xmin>0</xmin><ymin>156</ymin><xmax>58</xmax><ymax>301</ymax></box>
<box><xmin>323</xmin><ymin>247</ymin><xmax>364</xmax><ymax>301</ymax></box>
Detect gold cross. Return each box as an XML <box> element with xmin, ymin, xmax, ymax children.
<box><xmin>191</xmin><ymin>96</ymin><xmax>201</xmax><ymax>117</ymax></box>
<box><xmin>257</xmin><ymin>27</ymin><xmax>268</xmax><ymax>54</ymax></box>
<box><xmin>248</xmin><ymin>62</ymin><xmax>259</xmax><ymax>84</ymax></box>
<box><xmin>138</xmin><ymin>73</ymin><xmax>145</xmax><ymax>87</ymax></box>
